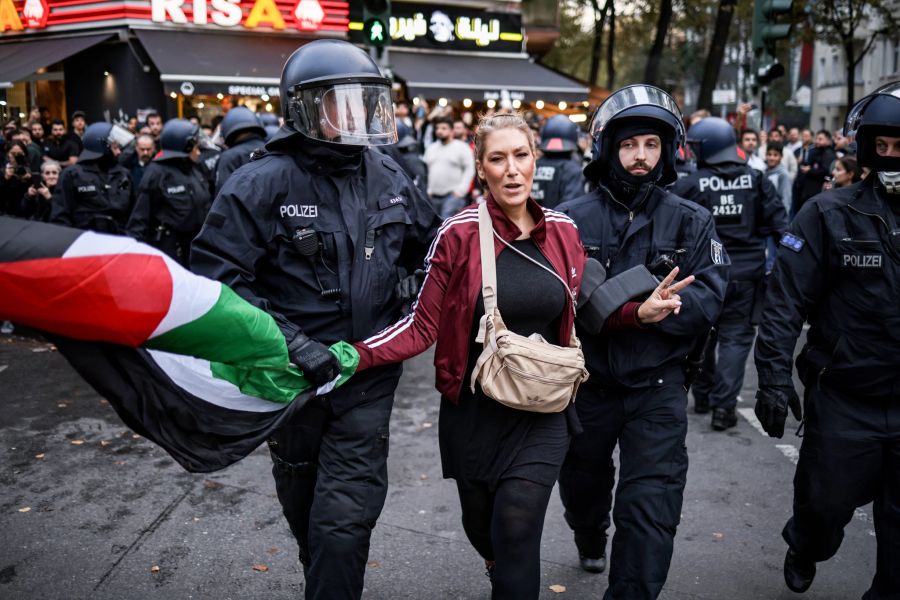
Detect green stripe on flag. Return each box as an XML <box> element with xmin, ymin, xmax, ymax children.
<box><xmin>145</xmin><ymin>284</ymin><xmax>289</xmax><ymax>369</ymax></box>
<box><xmin>210</xmin><ymin>341</ymin><xmax>359</xmax><ymax>404</ymax></box>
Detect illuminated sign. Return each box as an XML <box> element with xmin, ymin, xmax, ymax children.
<box><xmin>1</xmin><ymin>0</ymin><xmax>350</xmax><ymax>35</ymax></box>
<box><xmin>349</xmin><ymin>3</ymin><xmax>523</xmax><ymax>52</ymax></box>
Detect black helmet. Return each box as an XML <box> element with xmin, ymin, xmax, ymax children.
<box><xmin>845</xmin><ymin>81</ymin><xmax>900</xmax><ymax>172</ymax></box>
<box><xmin>584</xmin><ymin>84</ymin><xmax>685</xmax><ymax>186</ymax></box>
<box><xmin>157</xmin><ymin>119</ymin><xmax>200</xmax><ymax>161</ymax></box>
<box><xmin>280</xmin><ymin>39</ymin><xmax>396</xmax><ymax>147</ymax></box>
<box><xmin>258</xmin><ymin>112</ymin><xmax>279</xmax><ymax>127</ymax></box>
<box><xmin>80</xmin><ymin>122</ymin><xmax>135</xmax><ymax>161</ymax></box>
<box><xmin>220</xmin><ymin>106</ymin><xmax>265</xmax><ymax>147</ymax></box>
<box><xmin>686</xmin><ymin>117</ymin><xmax>747</xmax><ymax>166</ymax></box>
<box><xmin>540</xmin><ymin>115</ymin><xmax>579</xmax><ymax>153</ymax></box>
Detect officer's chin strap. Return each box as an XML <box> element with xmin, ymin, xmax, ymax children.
<box><xmin>878</xmin><ymin>171</ymin><xmax>900</xmax><ymax>195</ymax></box>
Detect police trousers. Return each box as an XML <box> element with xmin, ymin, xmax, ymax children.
<box><xmin>693</xmin><ymin>280</ymin><xmax>758</xmax><ymax>411</ymax></box>
<box><xmin>267</xmin><ymin>382</ymin><xmax>395</xmax><ymax>600</ymax></box>
<box><xmin>559</xmin><ymin>379</ymin><xmax>689</xmax><ymax>600</ymax></box>
<box><xmin>783</xmin><ymin>384</ymin><xmax>900</xmax><ymax>599</ymax></box>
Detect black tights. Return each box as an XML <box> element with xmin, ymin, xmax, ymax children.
<box><xmin>456</xmin><ymin>477</ymin><xmax>554</xmax><ymax>600</ymax></box>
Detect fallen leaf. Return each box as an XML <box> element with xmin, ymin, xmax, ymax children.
<box><xmin>70</xmin><ymin>440</ymin><xmax>84</xmax><ymax>446</ymax></box>
<box><xmin>252</xmin><ymin>564</ymin><xmax>269</xmax><ymax>572</ymax></box>
<box><xmin>712</xmin><ymin>532</ymin><xmax>724</xmax><ymax>540</ymax></box>
<box><xmin>204</xmin><ymin>480</ymin><xmax>223</xmax><ymax>490</ymax></box>
<box><xmin>366</xmin><ymin>560</ymin><xmax>380</xmax><ymax>569</ymax></box>
<box><xmin>35</xmin><ymin>453</ymin><xmax>45</xmax><ymax>459</ymax></box>
<box><xmin>549</xmin><ymin>584</ymin><xmax>567</xmax><ymax>593</ymax></box>
<box><xmin>18</xmin><ymin>506</ymin><xmax>31</xmax><ymax>513</ymax></box>
<box><xmin>266</xmin><ymin>547</ymin><xmax>279</xmax><ymax>555</ymax></box>
<box><xmin>100</xmin><ymin>440</ymin><xmax>111</xmax><ymax>447</ymax></box>
<box><xmin>419</xmin><ymin>474</ymin><xmax>428</xmax><ymax>480</ymax></box>
<box><xmin>131</xmin><ymin>434</ymin><xmax>141</xmax><ymax>439</ymax></box>
<box><xmin>150</xmin><ymin>565</ymin><xmax>160</xmax><ymax>573</ymax></box>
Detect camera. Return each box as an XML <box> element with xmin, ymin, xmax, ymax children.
<box><xmin>30</xmin><ymin>173</ymin><xmax>43</xmax><ymax>189</ymax></box>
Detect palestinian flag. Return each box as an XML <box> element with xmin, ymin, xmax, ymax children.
<box><xmin>0</xmin><ymin>217</ymin><xmax>358</xmax><ymax>472</ymax></box>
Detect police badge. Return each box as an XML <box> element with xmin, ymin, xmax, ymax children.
<box><xmin>710</xmin><ymin>239</ymin><xmax>725</xmax><ymax>265</ymax></box>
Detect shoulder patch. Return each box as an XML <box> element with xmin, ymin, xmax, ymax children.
<box><xmin>710</xmin><ymin>239</ymin><xmax>725</xmax><ymax>265</ymax></box>
<box><xmin>780</xmin><ymin>232</ymin><xmax>805</xmax><ymax>253</ymax></box>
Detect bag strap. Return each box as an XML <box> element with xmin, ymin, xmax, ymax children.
<box><xmin>478</xmin><ymin>201</ymin><xmax>499</xmax><ymax>316</ymax></box>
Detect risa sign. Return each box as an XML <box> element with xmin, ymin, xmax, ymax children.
<box><xmin>152</xmin><ymin>0</ymin><xmax>331</xmax><ymax>31</ymax></box>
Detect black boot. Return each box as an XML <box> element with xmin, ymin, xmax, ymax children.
<box><xmin>693</xmin><ymin>394</ymin><xmax>710</xmax><ymax>414</ymax></box>
<box><xmin>711</xmin><ymin>407</ymin><xmax>738</xmax><ymax>431</ymax></box>
<box><xmin>574</xmin><ymin>532</ymin><xmax>607</xmax><ymax>573</ymax></box>
<box><xmin>784</xmin><ymin>548</ymin><xmax>816</xmax><ymax>593</ymax></box>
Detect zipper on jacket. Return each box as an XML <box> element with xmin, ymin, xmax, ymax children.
<box><xmin>847</xmin><ymin>205</ymin><xmax>900</xmax><ymax>262</ymax></box>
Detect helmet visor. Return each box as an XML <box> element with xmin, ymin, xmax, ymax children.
<box><xmin>845</xmin><ymin>81</ymin><xmax>900</xmax><ymax>137</ymax></box>
<box><xmin>291</xmin><ymin>83</ymin><xmax>396</xmax><ymax>146</ymax></box>
<box><xmin>589</xmin><ymin>85</ymin><xmax>683</xmax><ymax>139</ymax></box>
<box><xmin>107</xmin><ymin>125</ymin><xmax>135</xmax><ymax>150</ymax></box>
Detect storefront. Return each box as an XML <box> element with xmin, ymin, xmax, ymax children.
<box><xmin>348</xmin><ymin>2</ymin><xmax>588</xmax><ymax>116</ymax></box>
<box><xmin>0</xmin><ymin>0</ymin><xmax>351</xmax><ymax>125</ymax></box>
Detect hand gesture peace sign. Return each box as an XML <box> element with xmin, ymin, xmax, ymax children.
<box><xmin>637</xmin><ymin>267</ymin><xmax>695</xmax><ymax>325</ymax></box>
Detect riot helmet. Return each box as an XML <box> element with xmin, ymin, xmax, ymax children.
<box><xmin>584</xmin><ymin>84</ymin><xmax>685</xmax><ymax>186</ymax></box>
<box><xmin>80</xmin><ymin>122</ymin><xmax>135</xmax><ymax>161</ymax></box>
<box><xmin>540</xmin><ymin>115</ymin><xmax>579</xmax><ymax>153</ymax></box>
<box><xmin>845</xmin><ymin>81</ymin><xmax>900</xmax><ymax>178</ymax></box>
<box><xmin>157</xmin><ymin>119</ymin><xmax>200</xmax><ymax>161</ymax></box>
<box><xmin>280</xmin><ymin>39</ymin><xmax>396</xmax><ymax>147</ymax></box>
<box><xmin>220</xmin><ymin>106</ymin><xmax>265</xmax><ymax>147</ymax></box>
<box><xmin>686</xmin><ymin>117</ymin><xmax>747</xmax><ymax>166</ymax></box>
<box><xmin>258</xmin><ymin>113</ymin><xmax>280</xmax><ymax>127</ymax></box>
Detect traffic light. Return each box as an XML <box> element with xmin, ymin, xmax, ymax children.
<box><xmin>752</xmin><ymin>0</ymin><xmax>793</xmax><ymax>60</ymax></box>
<box><xmin>362</xmin><ymin>0</ymin><xmax>391</xmax><ymax>48</ymax></box>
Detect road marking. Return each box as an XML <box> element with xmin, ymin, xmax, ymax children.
<box><xmin>737</xmin><ymin>407</ymin><xmax>870</xmax><ymax>524</ymax></box>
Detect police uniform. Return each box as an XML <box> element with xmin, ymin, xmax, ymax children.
<box><xmin>50</xmin><ymin>161</ymin><xmax>134</xmax><ymax>233</ymax></box>
<box><xmin>214</xmin><ymin>134</ymin><xmax>264</xmax><ymax>194</ymax></box>
<box><xmin>127</xmin><ymin>160</ymin><xmax>211</xmax><ymax>266</ymax></box>
<box><xmin>672</xmin><ymin>146</ymin><xmax>786</xmax><ymax>427</ymax></box>
<box><xmin>532</xmin><ymin>155</ymin><xmax>585</xmax><ymax>209</ymax></box>
<box><xmin>191</xmin><ymin>39</ymin><xmax>440</xmax><ymax>600</ymax></box>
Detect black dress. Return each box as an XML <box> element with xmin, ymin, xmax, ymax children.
<box><xmin>439</xmin><ymin>238</ymin><xmax>579</xmax><ymax>489</ymax></box>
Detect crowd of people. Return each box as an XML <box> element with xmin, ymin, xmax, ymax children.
<box><xmin>2</xmin><ymin>39</ymin><xmax>899</xmax><ymax>600</ymax></box>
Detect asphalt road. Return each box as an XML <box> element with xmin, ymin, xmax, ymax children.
<box><xmin>0</xmin><ymin>331</ymin><xmax>878</xmax><ymax>599</ymax></box>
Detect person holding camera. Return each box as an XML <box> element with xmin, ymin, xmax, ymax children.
<box><xmin>1</xmin><ymin>140</ymin><xmax>33</xmax><ymax>216</ymax></box>
<box><xmin>21</xmin><ymin>160</ymin><xmax>60</xmax><ymax>222</ymax></box>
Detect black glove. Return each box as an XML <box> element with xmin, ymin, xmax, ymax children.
<box><xmin>754</xmin><ymin>384</ymin><xmax>802</xmax><ymax>438</ymax></box>
<box><xmin>395</xmin><ymin>269</ymin><xmax>426</xmax><ymax>302</ymax></box>
<box><xmin>287</xmin><ymin>333</ymin><xmax>341</xmax><ymax>387</ymax></box>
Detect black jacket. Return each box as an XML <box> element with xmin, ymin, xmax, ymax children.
<box><xmin>558</xmin><ymin>184</ymin><xmax>729</xmax><ymax>387</ymax></box>
<box><xmin>672</xmin><ymin>162</ymin><xmax>786</xmax><ymax>281</ymax></box>
<box><xmin>215</xmin><ymin>135</ymin><xmax>265</xmax><ymax>194</ymax></box>
<box><xmin>126</xmin><ymin>159</ymin><xmax>212</xmax><ymax>240</ymax></box>
<box><xmin>50</xmin><ymin>160</ymin><xmax>134</xmax><ymax>232</ymax></box>
<box><xmin>755</xmin><ymin>179</ymin><xmax>900</xmax><ymax>398</ymax></box>
<box><xmin>532</xmin><ymin>154</ymin><xmax>586</xmax><ymax>209</ymax></box>
<box><xmin>190</xmin><ymin>134</ymin><xmax>439</xmax><ymax>413</ymax></box>
<box><xmin>794</xmin><ymin>144</ymin><xmax>837</xmax><ymax>211</ymax></box>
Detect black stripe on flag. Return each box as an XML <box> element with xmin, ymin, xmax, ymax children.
<box><xmin>50</xmin><ymin>336</ymin><xmax>313</xmax><ymax>473</ymax></box>
<box><xmin>0</xmin><ymin>217</ymin><xmax>83</xmax><ymax>262</ymax></box>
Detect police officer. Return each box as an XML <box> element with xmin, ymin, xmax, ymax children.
<box><xmin>190</xmin><ymin>40</ymin><xmax>438</xmax><ymax>600</ymax></box>
<box><xmin>532</xmin><ymin>115</ymin><xmax>586</xmax><ymax>209</ymax></box>
<box><xmin>672</xmin><ymin>117</ymin><xmax>786</xmax><ymax>430</ymax></box>
<box><xmin>50</xmin><ymin>122</ymin><xmax>135</xmax><ymax>233</ymax></box>
<box><xmin>126</xmin><ymin>119</ymin><xmax>212</xmax><ymax>267</ymax></box>
<box><xmin>754</xmin><ymin>82</ymin><xmax>900</xmax><ymax>598</ymax></box>
<box><xmin>215</xmin><ymin>106</ymin><xmax>267</xmax><ymax>194</ymax></box>
<box><xmin>556</xmin><ymin>85</ymin><xmax>729</xmax><ymax>599</ymax></box>
<box><xmin>378</xmin><ymin>120</ymin><xmax>427</xmax><ymax>196</ymax></box>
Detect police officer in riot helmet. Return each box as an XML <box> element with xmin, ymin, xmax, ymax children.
<box><xmin>214</xmin><ymin>106</ymin><xmax>267</xmax><ymax>194</ymax></box>
<box><xmin>50</xmin><ymin>122</ymin><xmax>135</xmax><ymax>233</ymax></box>
<box><xmin>556</xmin><ymin>85</ymin><xmax>728</xmax><ymax>599</ymax></box>
<box><xmin>754</xmin><ymin>82</ymin><xmax>900</xmax><ymax>598</ymax></box>
<box><xmin>672</xmin><ymin>117</ymin><xmax>786</xmax><ymax>430</ymax></box>
<box><xmin>191</xmin><ymin>40</ymin><xmax>438</xmax><ymax>600</ymax></box>
<box><xmin>126</xmin><ymin>119</ymin><xmax>212</xmax><ymax>267</ymax></box>
<box><xmin>532</xmin><ymin>115</ymin><xmax>586</xmax><ymax>208</ymax></box>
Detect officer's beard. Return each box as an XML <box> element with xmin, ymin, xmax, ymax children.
<box><xmin>603</xmin><ymin>155</ymin><xmax>663</xmax><ymax>206</ymax></box>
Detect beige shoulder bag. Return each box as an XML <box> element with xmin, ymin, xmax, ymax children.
<box><xmin>470</xmin><ymin>201</ymin><xmax>589</xmax><ymax>412</ymax></box>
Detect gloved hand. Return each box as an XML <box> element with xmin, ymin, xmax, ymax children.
<box><xmin>395</xmin><ymin>269</ymin><xmax>426</xmax><ymax>302</ymax></box>
<box><xmin>287</xmin><ymin>333</ymin><xmax>341</xmax><ymax>387</ymax></box>
<box><xmin>754</xmin><ymin>384</ymin><xmax>802</xmax><ymax>438</ymax></box>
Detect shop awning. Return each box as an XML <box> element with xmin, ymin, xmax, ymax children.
<box><xmin>134</xmin><ymin>29</ymin><xmax>306</xmax><ymax>90</ymax></box>
<box><xmin>0</xmin><ymin>34</ymin><xmax>113</xmax><ymax>88</ymax></box>
<box><xmin>390</xmin><ymin>51</ymin><xmax>588</xmax><ymax>103</ymax></box>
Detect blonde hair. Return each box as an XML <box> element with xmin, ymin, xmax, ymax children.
<box><xmin>473</xmin><ymin>111</ymin><xmax>535</xmax><ymax>163</ymax></box>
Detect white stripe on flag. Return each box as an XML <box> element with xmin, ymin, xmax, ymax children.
<box><xmin>147</xmin><ymin>350</ymin><xmax>286</xmax><ymax>413</ymax></box>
